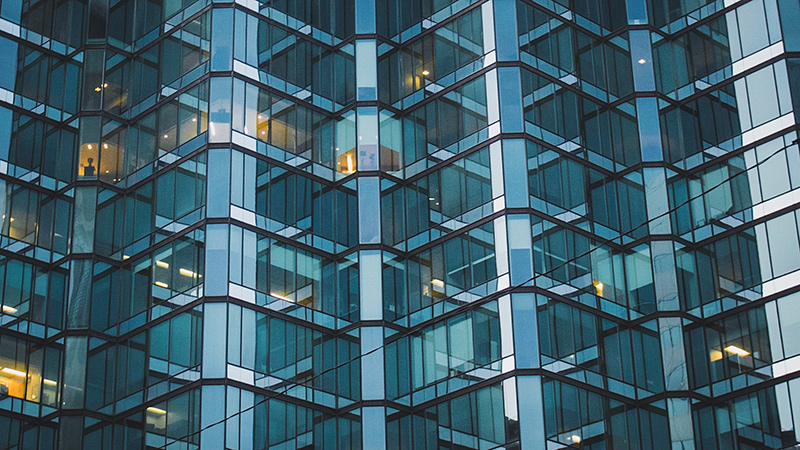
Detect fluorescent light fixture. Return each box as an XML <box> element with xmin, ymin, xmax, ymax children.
<box><xmin>179</xmin><ymin>268</ymin><xmax>198</xmax><ymax>278</ymax></box>
<box><xmin>2</xmin><ymin>305</ymin><xmax>17</xmax><ymax>314</ymax></box>
<box><xmin>43</xmin><ymin>379</ymin><xmax>57</xmax><ymax>386</ymax></box>
<box><xmin>154</xmin><ymin>281</ymin><xmax>169</xmax><ymax>289</ymax></box>
<box><xmin>156</xmin><ymin>261</ymin><xmax>169</xmax><ymax>269</ymax></box>
<box><xmin>724</xmin><ymin>345</ymin><xmax>750</xmax><ymax>357</ymax></box>
<box><xmin>1</xmin><ymin>368</ymin><xmax>26</xmax><ymax>377</ymax></box>
<box><xmin>271</xmin><ymin>292</ymin><xmax>294</xmax><ymax>302</ymax></box>
<box><xmin>347</xmin><ymin>154</ymin><xmax>354</xmax><ymax>173</ymax></box>
<box><xmin>146</xmin><ymin>407</ymin><xmax>167</xmax><ymax>414</ymax></box>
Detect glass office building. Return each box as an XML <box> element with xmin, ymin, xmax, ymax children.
<box><xmin>1</xmin><ymin>0</ymin><xmax>800</xmax><ymax>447</ymax></box>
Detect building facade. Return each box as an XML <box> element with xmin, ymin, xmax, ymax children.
<box><xmin>0</xmin><ymin>0</ymin><xmax>800</xmax><ymax>448</ymax></box>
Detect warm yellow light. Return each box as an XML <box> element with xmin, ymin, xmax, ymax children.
<box><xmin>122</xmin><ymin>255</ymin><xmax>130</xmax><ymax>260</ymax></box>
<box><xmin>87</xmin><ymin>144</ymin><xmax>93</xmax><ymax>150</ymax></box>
<box><xmin>638</xmin><ymin>59</ymin><xmax>647</xmax><ymax>64</ymax></box>
<box><xmin>103</xmin><ymin>143</ymin><xmax>108</xmax><ymax>149</ymax></box>
<box><xmin>710</xmin><ymin>350</ymin><xmax>723</xmax><ymax>362</ymax></box>
<box><xmin>154</xmin><ymin>281</ymin><xmax>169</xmax><ymax>289</ymax></box>
<box><xmin>146</xmin><ymin>407</ymin><xmax>167</xmax><ymax>414</ymax></box>
<box><xmin>8</xmin><ymin>218</ymin><xmax>13</xmax><ymax>222</ymax></box>
<box><xmin>43</xmin><ymin>379</ymin><xmax>57</xmax><ymax>386</ymax></box>
<box><xmin>347</xmin><ymin>154</ymin><xmax>354</xmax><ymax>173</ymax></box>
<box><xmin>569</xmin><ymin>435</ymin><xmax>581</xmax><ymax>444</ymax></box>
<box><xmin>2</xmin><ymin>305</ymin><xmax>17</xmax><ymax>314</ymax></box>
<box><xmin>103</xmin><ymin>83</ymin><xmax>108</xmax><ymax>88</ymax></box>
<box><xmin>156</xmin><ymin>261</ymin><xmax>169</xmax><ymax>269</ymax></box>
<box><xmin>1</xmin><ymin>368</ymin><xmax>26</xmax><ymax>377</ymax></box>
<box><xmin>431</xmin><ymin>279</ymin><xmax>444</xmax><ymax>289</ymax></box>
<box><xmin>421</xmin><ymin>69</ymin><xmax>430</xmax><ymax>76</ymax></box>
<box><xmin>94</xmin><ymin>87</ymin><xmax>101</xmax><ymax>92</ymax></box>
<box><xmin>163</xmin><ymin>134</ymin><xmax>169</xmax><ymax>139</ymax></box>
<box><xmin>593</xmin><ymin>280</ymin><xmax>604</xmax><ymax>297</ymax></box>
<box><xmin>724</xmin><ymin>345</ymin><xmax>750</xmax><ymax>357</ymax></box>
<box><xmin>271</xmin><ymin>292</ymin><xmax>294</xmax><ymax>302</ymax></box>
<box><xmin>179</xmin><ymin>268</ymin><xmax>198</xmax><ymax>278</ymax></box>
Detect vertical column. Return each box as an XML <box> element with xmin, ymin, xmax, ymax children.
<box><xmin>626</xmin><ymin>0</ymin><xmax>649</xmax><ymax>24</ymax></box>
<box><xmin>205</xmin><ymin>147</ymin><xmax>232</xmax><ymax>299</ymax></box>
<box><xmin>211</xmin><ymin>7</ymin><xmax>233</xmax><ymax>72</ymax></box>
<box><xmin>658</xmin><ymin>317</ymin><xmax>688</xmax><ymax>391</ymax></box>
<box><xmin>516</xmin><ymin>376</ymin><xmax>547</xmax><ymax>449</ymax></box>
<box><xmin>667</xmin><ymin>398</ymin><xmax>696</xmax><ymax>450</ymax></box>
<box><xmin>360</xmin><ymin>326</ymin><xmax>386</xmax><ymax>448</ymax></box>
<box><xmin>497</xmin><ymin>68</ymin><xmax>524</xmax><ymax>134</ymax></box>
<box><xmin>507</xmin><ymin>215</ymin><xmax>533</xmax><ymax>286</ymax></box>
<box><xmin>202</xmin><ymin>302</ymin><xmax>228</xmax><ymax>378</ymax></box>
<box><xmin>493</xmin><ymin>0</ymin><xmax>519</xmax><ymax>62</ymax></box>
<box><xmin>355</xmin><ymin>1</ymin><xmax>386</xmax><ymax>448</ymax></box>
<box><xmin>208</xmin><ymin>77</ymin><xmax>232</xmax><ymax>144</ymax></box>
<box><xmin>200</xmin><ymin>385</ymin><xmax>226</xmax><ymax>449</ymax></box>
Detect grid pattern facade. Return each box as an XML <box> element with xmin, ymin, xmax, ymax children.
<box><xmin>0</xmin><ymin>0</ymin><xmax>799</xmax><ymax>448</ymax></box>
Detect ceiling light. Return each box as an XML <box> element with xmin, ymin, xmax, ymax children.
<box><xmin>724</xmin><ymin>345</ymin><xmax>750</xmax><ymax>357</ymax></box>
<box><xmin>271</xmin><ymin>292</ymin><xmax>293</xmax><ymax>302</ymax></box>
<box><xmin>569</xmin><ymin>435</ymin><xmax>581</xmax><ymax>444</ymax></box>
<box><xmin>94</xmin><ymin>87</ymin><xmax>101</xmax><ymax>92</ymax></box>
<box><xmin>192</xmin><ymin>117</ymin><xmax>197</xmax><ymax>122</ymax></box>
<box><xmin>154</xmin><ymin>281</ymin><xmax>169</xmax><ymax>289</ymax></box>
<box><xmin>179</xmin><ymin>268</ymin><xmax>198</xmax><ymax>278</ymax></box>
<box><xmin>2</xmin><ymin>305</ymin><xmax>17</xmax><ymax>314</ymax></box>
<box><xmin>163</xmin><ymin>134</ymin><xmax>169</xmax><ymax>139</ymax></box>
<box><xmin>422</xmin><ymin>69</ymin><xmax>430</xmax><ymax>76</ymax></box>
<box><xmin>638</xmin><ymin>59</ymin><xmax>646</xmax><ymax>64</ymax></box>
<box><xmin>43</xmin><ymin>379</ymin><xmax>57</xmax><ymax>386</ymax></box>
<box><xmin>1</xmin><ymin>368</ymin><xmax>26</xmax><ymax>377</ymax></box>
<box><xmin>87</xmin><ymin>144</ymin><xmax>92</xmax><ymax>150</ymax></box>
<box><xmin>103</xmin><ymin>143</ymin><xmax>108</xmax><ymax>149</ymax></box>
<box><xmin>146</xmin><ymin>407</ymin><xmax>167</xmax><ymax>414</ymax></box>
<box><xmin>156</xmin><ymin>261</ymin><xmax>169</xmax><ymax>269</ymax></box>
